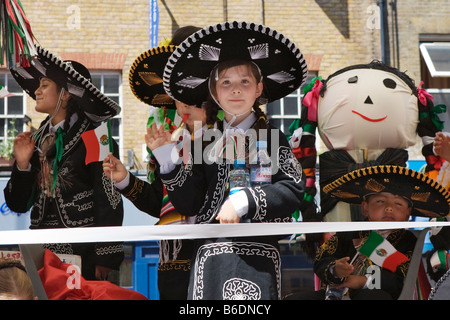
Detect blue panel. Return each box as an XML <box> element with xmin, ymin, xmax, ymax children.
<box><xmin>132</xmin><ymin>241</ymin><xmax>160</xmax><ymax>299</ymax></box>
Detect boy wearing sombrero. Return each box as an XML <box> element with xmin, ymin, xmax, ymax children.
<box><xmin>308</xmin><ymin>165</ymin><xmax>449</xmax><ymax>299</ymax></box>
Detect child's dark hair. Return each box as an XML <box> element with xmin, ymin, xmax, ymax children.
<box><xmin>204</xmin><ymin>59</ymin><xmax>269</xmax><ymax>134</ymax></box>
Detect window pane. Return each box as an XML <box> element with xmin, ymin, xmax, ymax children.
<box><xmin>7</xmin><ymin>74</ymin><xmax>22</xmax><ymax>93</ymax></box>
<box><xmin>0</xmin><ymin>119</ymin><xmax>5</xmax><ymax>140</ymax></box>
<box><xmin>420</xmin><ymin>43</ymin><xmax>450</xmax><ymax>76</ymax></box>
<box><xmin>108</xmin><ymin>95</ymin><xmax>119</xmax><ymax>104</ymax></box>
<box><xmin>91</xmin><ymin>75</ymin><xmax>101</xmax><ymax>89</ymax></box>
<box><xmin>0</xmin><ymin>98</ymin><xmax>4</xmax><ymax>114</ymax></box>
<box><xmin>284</xmin><ymin>97</ymin><xmax>299</xmax><ymax>115</ymax></box>
<box><xmin>7</xmin><ymin>119</ymin><xmax>21</xmax><ymax>136</ymax></box>
<box><xmin>267</xmin><ymin>100</ymin><xmax>280</xmax><ymax>116</ymax></box>
<box><xmin>7</xmin><ymin>96</ymin><xmax>23</xmax><ymax>115</ymax></box>
<box><xmin>110</xmin><ymin>118</ymin><xmax>121</xmax><ymax>137</ymax></box>
<box><xmin>426</xmin><ymin>44</ymin><xmax>450</xmax><ymax>72</ymax></box>
<box><xmin>103</xmin><ymin>75</ymin><xmax>119</xmax><ymax>94</ymax></box>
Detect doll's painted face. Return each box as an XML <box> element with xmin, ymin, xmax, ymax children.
<box><xmin>317</xmin><ymin>68</ymin><xmax>419</xmax><ymax>151</ymax></box>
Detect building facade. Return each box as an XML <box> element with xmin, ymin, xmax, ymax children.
<box><xmin>1</xmin><ymin>0</ymin><xmax>449</xmax><ymax>166</ymax></box>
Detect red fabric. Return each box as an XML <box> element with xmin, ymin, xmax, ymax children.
<box><xmin>81</xmin><ymin>128</ymin><xmax>100</xmax><ymax>165</ymax></box>
<box><xmin>38</xmin><ymin>250</ymin><xmax>148</xmax><ymax>300</ymax></box>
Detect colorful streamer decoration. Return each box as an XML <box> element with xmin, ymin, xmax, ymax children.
<box><xmin>0</xmin><ymin>0</ymin><xmax>36</xmax><ymax>68</ymax></box>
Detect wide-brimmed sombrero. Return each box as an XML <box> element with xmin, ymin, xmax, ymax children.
<box><xmin>163</xmin><ymin>21</ymin><xmax>308</xmax><ymax>106</ymax></box>
<box><xmin>323</xmin><ymin>165</ymin><xmax>450</xmax><ymax>218</ymax></box>
<box><xmin>129</xmin><ymin>45</ymin><xmax>177</xmax><ymax>109</ymax></box>
<box><xmin>9</xmin><ymin>45</ymin><xmax>121</xmax><ymax>122</ymax></box>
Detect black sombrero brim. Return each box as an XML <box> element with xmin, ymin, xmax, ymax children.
<box><xmin>323</xmin><ymin>165</ymin><xmax>450</xmax><ymax>218</ymax></box>
<box><xmin>9</xmin><ymin>45</ymin><xmax>121</xmax><ymax>122</ymax></box>
<box><xmin>129</xmin><ymin>46</ymin><xmax>177</xmax><ymax>109</ymax></box>
<box><xmin>163</xmin><ymin>21</ymin><xmax>308</xmax><ymax>106</ymax></box>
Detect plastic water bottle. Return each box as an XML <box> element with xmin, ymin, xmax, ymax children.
<box><xmin>229</xmin><ymin>159</ymin><xmax>250</xmax><ymax>195</ymax></box>
<box><xmin>250</xmin><ymin>141</ymin><xmax>272</xmax><ymax>186</ymax></box>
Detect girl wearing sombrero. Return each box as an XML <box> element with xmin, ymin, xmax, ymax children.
<box><xmin>148</xmin><ymin>21</ymin><xmax>307</xmax><ymax>299</ymax></box>
<box><xmin>3</xmin><ymin>45</ymin><xmax>124</xmax><ymax>281</ymax></box>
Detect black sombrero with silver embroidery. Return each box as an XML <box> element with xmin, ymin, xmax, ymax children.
<box><xmin>163</xmin><ymin>21</ymin><xmax>308</xmax><ymax>106</ymax></box>
<box><xmin>129</xmin><ymin>45</ymin><xmax>177</xmax><ymax>109</ymax></box>
<box><xmin>323</xmin><ymin>165</ymin><xmax>450</xmax><ymax>218</ymax></box>
<box><xmin>9</xmin><ymin>44</ymin><xmax>121</xmax><ymax>122</ymax></box>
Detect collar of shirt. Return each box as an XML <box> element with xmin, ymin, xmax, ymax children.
<box><xmin>223</xmin><ymin>112</ymin><xmax>257</xmax><ymax>134</ymax></box>
<box><xmin>48</xmin><ymin>113</ymin><xmax>79</xmax><ymax>133</ymax></box>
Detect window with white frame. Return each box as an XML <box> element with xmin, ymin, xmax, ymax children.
<box><xmin>266</xmin><ymin>72</ymin><xmax>318</xmax><ymax>135</ymax></box>
<box><xmin>0</xmin><ymin>73</ymin><xmax>26</xmax><ymax>146</ymax></box>
<box><xmin>420</xmin><ymin>42</ymin><xmax>450</xmax><ymax>77</ymax></box>
<box><xmin>420</xmin><ymin>39</ymin><xmax>450</xmax><ymax>133</ymax></box>
<box><xmin>91</xmin><ymin>72</ymin><xmax>122</xmax><ymax>155</ymax></box>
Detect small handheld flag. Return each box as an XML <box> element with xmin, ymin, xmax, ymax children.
<box><xmin>81</xmin><ymin>121</ymin><xmax>113</xmax><ymax>165</ymax></box>
<box><xmin>358</xmin><ymin>231</ymin><xmax>409</xmax><ymax>273</ymax></box>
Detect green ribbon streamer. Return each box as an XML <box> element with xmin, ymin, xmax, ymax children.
<box><xmin>51</xmin><ymin>127</ymin><xmax>66</xmax><ymax>193</ymax></box>
<box><xmin>217</xmin><ymin>109</ymin><xmax>225</xmax><ymax>121</ymax></box>
<box><xmin>419</xmin><ymin>104</ymin><xmax>446</xmax><ymax>131</ymax></box>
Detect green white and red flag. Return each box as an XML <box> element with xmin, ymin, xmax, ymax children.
<box><xmin>81</xmin><ymin>120</ymin><xmax>113</xmax><ymax>165</ymax></box>
<box><xmin>358</xmin><ymin>231</ymin><xmax>409</xmax><ymax>272</ymax></box>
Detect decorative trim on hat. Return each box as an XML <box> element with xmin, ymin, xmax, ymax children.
<box><xmin>129</xmin><ymin>45</ymin><xmax>176</xmax><ymax>108</ymax></box>
<box><xmin>163</xmin><ymin>21</ymin><xmax>308</xmax><ymax>106</ymax></box>
<box><xmin>323</xmin><ymin>165</ymin><xmax>450</xmax><ymax>218</ymax></box>
<box><xmin>10</xmin><ymin>45</ymin><xmax>120</xmax><ymax>122</ymax></box>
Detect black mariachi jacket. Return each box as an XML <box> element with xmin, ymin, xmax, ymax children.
<box><xmin>159</xmin><ymin>123</ymin><xmax>306</xmax><ymax>225</ymax></box>
<box><xmin>119</xmin><ymin>172</ymin><xmax>163</xmax><ymax>219</ymax></box>
<box><xmin>4</xmin><ymin>114</ymin><xmax>124</xmax><ymax>270</ymax></box>
<box><xmin>159</xmin><ymin>122</ymin><xmax>305</xmax><ymax>300</ymax></box>
<box><xmin>314</xmin><ymin>229</ymin><xmax>417</xmax><ymax>299</ymax></box>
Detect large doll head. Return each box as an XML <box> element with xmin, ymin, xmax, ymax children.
<box><xmin>294</xmin><ymin>60</ymin><xmax>443</xmax><ymax>223</ymax></box>
<box><xmin>317</xmin><ymin>62</ymin><xmax>420</xmax><ymax>151</ymax></box>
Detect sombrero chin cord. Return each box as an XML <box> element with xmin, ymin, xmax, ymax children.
<box><xmin>33</xmin><ymin>88</ymin><xmax>66</xmax><ymax>150</ymax></box>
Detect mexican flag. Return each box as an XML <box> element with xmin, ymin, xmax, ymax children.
<box><xmin>358</xmin><ymin>231</ymin><xmax>409</xmax><ymax>272</ymax></box>
<box><xmin>81</xmin><ymin>121</ymin><xmax>113</xmax><ymax>165</ymax></box>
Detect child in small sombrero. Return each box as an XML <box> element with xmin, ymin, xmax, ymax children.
<box><xmin>104</xmin><ymin>25</ymin><xmax>203</xmax><ymax>299</ymax></box>
<box><xmin>289</xmin><ymin>165</ymin><xmax>449</xmax><ymax>300</ymax></box>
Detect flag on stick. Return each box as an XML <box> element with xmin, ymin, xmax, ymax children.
<box><xmin>81</xmin><ymin>121</ymin><xmax>113</xmax><ymax>165</ymax></box>
<box><xmin>358</xmin><ymin>231</ymin><xmax>409</xmax><ymax>272</ymax></box>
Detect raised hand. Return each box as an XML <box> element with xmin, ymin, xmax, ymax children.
<box><xmin>434</xmin><ymin>132</ymin><xmax>450</xmax><ymax>162</ymax></box>
<box><xmin>145</xmin><ymin>123</ymin><xmax>173</xmax><ymax>151</ymax></box>
<box><xmin>13</xmin><ymin>132</ymin><xmax>35</xmax><ymax>170</ymax></box>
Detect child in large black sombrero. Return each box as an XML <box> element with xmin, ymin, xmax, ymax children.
<box><xmin>147</xmin><ymin>21</ymin><xmax>307</xmax><ymax>299</ymax></box>
<box><xmin>103</xmin><ymin>25</ymin><xmax>204</xmax><ymax>299</ymax></box>
<box><xmin>299</xmin><ymin>165</ymin><xmax>450</xmax><ymax>300</ymax></box>
<box><xmin>4</xmin><ymin>45</ymin><xmax>124</xmax><ymax>281</ymax></box>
